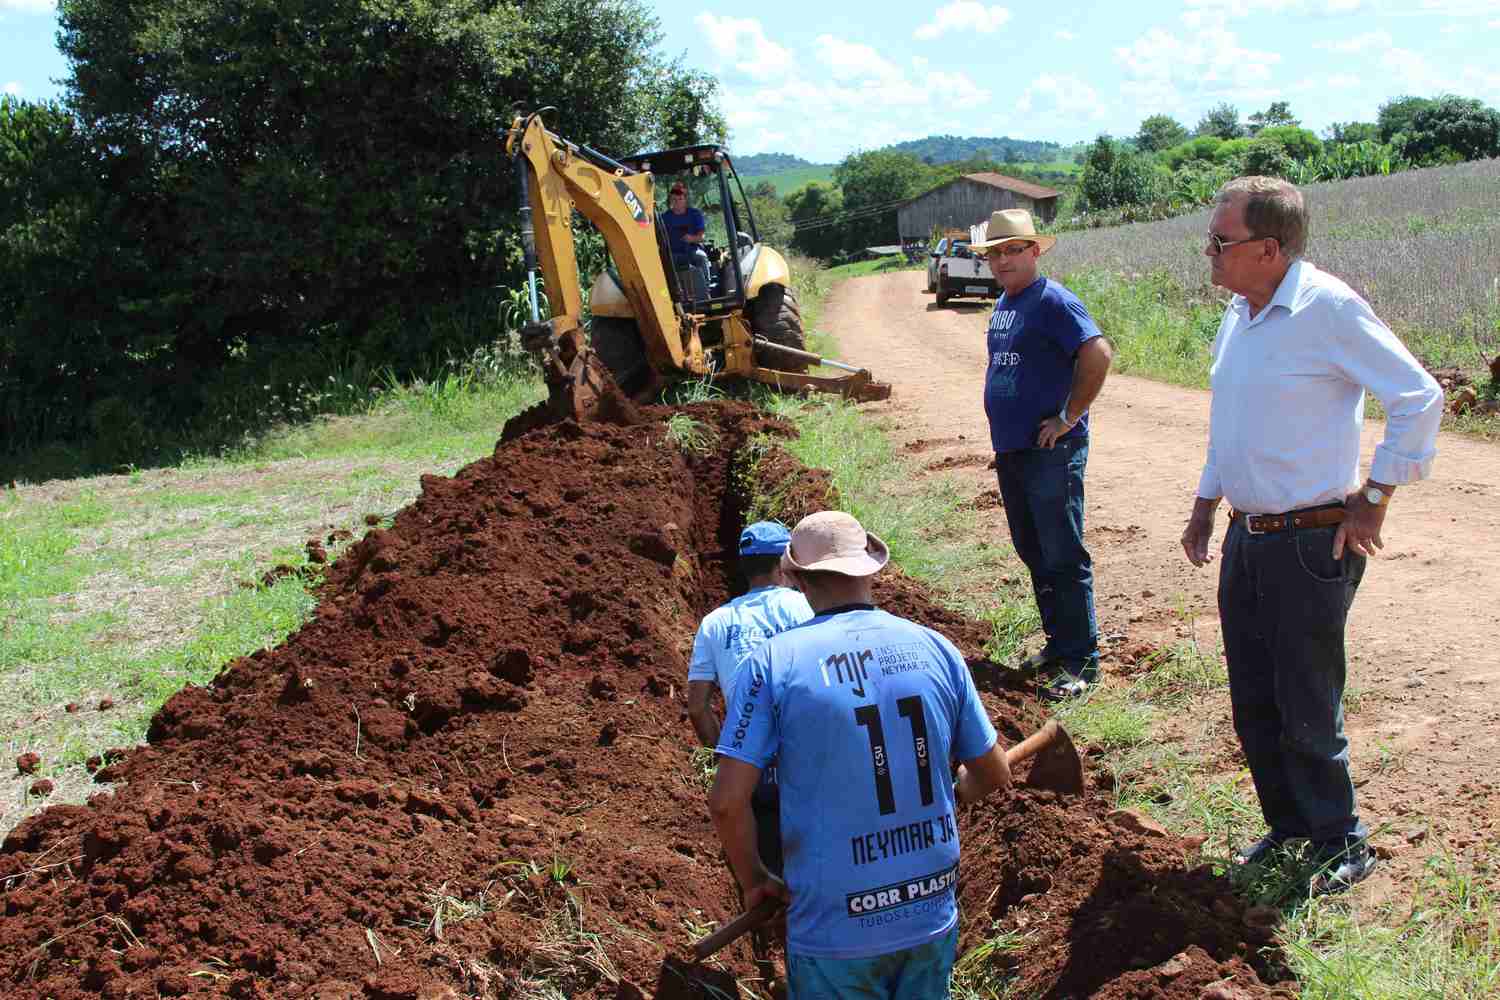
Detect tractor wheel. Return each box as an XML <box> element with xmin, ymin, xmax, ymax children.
<box><xmin>589</xmin><ymin>317</ymin><xmax>651</xmax><ymax>397</ymax></box>
<box><xmin>750</xmin><ymin>284</ymin><xmax>808</xmax><ymax>372</ymax></box>
<box><xmin>935</xmin><ymin>290</ymin><xmax>949</xmax><ymax>307</ymax></box>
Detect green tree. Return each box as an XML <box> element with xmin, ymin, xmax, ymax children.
<box><xmin>1079</xmin><ymin>136</ymin><xmax>1164</xmax><ymax>210</ymax></box>
<box><xmin>743</xmin><ymin>180</ymin><xmax>792</xmax><ymax>248</ymax></box>
<box><xmin>1395</xmin><ymin>95</ymin><xmax>1500</xmax><ymax>164</ymax></box>
<box><xmin>786</xmin><ymin>181</ymin><xmax>844</xmax><ymax>259</ymax></box>
<box><xmin>1324</xmin><ymin>121</ymin><xmax>1379</xmax><ymax>145</ymax></box>
<box><xmin>1254</xmin><ymin>125</ymin><xmax>1322</xmax><ymax>161</ymax></box>
<box><xmin>1238</xmin><ymin>136</ymin><xmax>1294</xmax><ymax>178</ymax></box>
<box><xmin>1247</xmin><ymin>101</ymin><xmax>1299</xmax><ymax>134</ymax></box>
<box><xmin>1162</xmin><ymin>135</ymin><xmax>1225</xmax><ymax>170</ymax></box>
<box><xmin>1135</xmin><ymin>114</ymin><xmax>1189</xmax><ymax>153</ymax></box>
<box><xmin>832</xmin><ymin>149</ymin><xmax>925</xmax><ymax>250</ymax></box>
<box><xmin>1195</xmin><ymin>103</ymin><xmax>1242</xmax><ymax>140</ymax></box>
<box><xmin>1377</xmin><ymin>96</ymin><xmax>1436</xmax><ymax>143</ymax></box>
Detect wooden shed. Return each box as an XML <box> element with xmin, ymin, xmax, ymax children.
<box><xmin>897</xmin><ymin>173</ymin><xmax>1060</xmax><ymax>240</ymax></box>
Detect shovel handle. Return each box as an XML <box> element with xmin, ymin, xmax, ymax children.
<box><xmin>692</xmin><ymin>897</ymin><xmax>783</xmax><ymax>961</ymax></box>
<box><xmin>1005</xmin><ymin>720</ymin><xmax>1061</xmax><ymax>768</ymax></box>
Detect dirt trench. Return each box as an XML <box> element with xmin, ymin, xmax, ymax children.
<box><xmin>2</xmin><ymin>401</ymin><xmax>1291</xmax><ymax>999</ymax></box>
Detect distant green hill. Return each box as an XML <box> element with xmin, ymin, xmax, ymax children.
<box><xmin>734</xmin><ymin>152</ymin><xmax>824</xmax><ymax>176</ymax></box>
<box><xmin>885</xmin><ymin>134</ymin><xmax>1064</xmax><ymax>164</ymax></box>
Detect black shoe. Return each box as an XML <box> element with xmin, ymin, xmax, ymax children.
<box><xmin>1309</xmin><ymin>843</ymin><xmax>1376</xmax><ymax>896</ymax></box>
<box><xmin>1011</xmin><ymin>650</ymin><xmax>1061</xmax><ymax>677</ymax></box>
<box><xmin>1233</xmin><ymin>832</ymin><xmax>1290</xmax><ymax>866</ymax></box>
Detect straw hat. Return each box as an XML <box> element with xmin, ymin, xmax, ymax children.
<box><xmin>970</xmin><ymin>209</ymin><xmax>1056</xmax><ymax>255</ymax></box>
<box><xmin>780</xmin><ymin>511</ymin><xmax>890</xmax><ymax>578</ymax></box>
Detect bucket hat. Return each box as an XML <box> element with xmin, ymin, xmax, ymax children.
<box><xmin>781</xmin><ymin>511</ymin><xmax>890</xmax><ymax>578</ymax></box>
<box><xmin>739</xmin><ymin>520</ymin><xmax>792</xmax><ymax>557</ymax></box>
<box><xmin>970</xmin><ymin>209</ymin><xmax>1056</xmax><ymax>255</ymax></box>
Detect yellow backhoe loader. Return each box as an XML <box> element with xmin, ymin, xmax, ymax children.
<box><xmin>505</xmin><ymin>111</ymin><xmax>890</xmax><ymax>420</ymax></box>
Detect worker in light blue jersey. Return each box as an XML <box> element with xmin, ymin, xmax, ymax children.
<box><xmin>712</xmin><ymin>511</ymin><xmax>1013</xmax><ymax>999</ymax></box>
<box><xmin>689</xmin><ymin>520</ymin><xmax>813</xmax><ymax>876</ymax></box>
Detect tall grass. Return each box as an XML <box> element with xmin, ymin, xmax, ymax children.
<box><xmin>1044</xmin><ymin>158</ymin><xmax>1500</xmax><ymax>358</ymax></box>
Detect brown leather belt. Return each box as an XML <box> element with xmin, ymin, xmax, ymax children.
<box><xmin>1229</xmin><ymin>505</ymin><xmax>1346</xmax><ymax>535</ymax></box>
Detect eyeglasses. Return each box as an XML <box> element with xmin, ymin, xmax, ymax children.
<box><xmin>981</xmin><ymin>242</ymin><xmax>1034</xmax><ymax>259</ymax></box>
<box><xmin>1206</xmin><ymin>232</ymin><xmax>1272</xmax><ymax>256</ymax></box>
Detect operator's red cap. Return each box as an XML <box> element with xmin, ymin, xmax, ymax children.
<box><xmin>669</xmin><ymin>181</ymin><xmax>687</xmax><ymax>195</ymax></box>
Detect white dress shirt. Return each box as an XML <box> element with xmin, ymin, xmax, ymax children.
<box><xmin>1197</xmin><ymin>259</ymin><xmax>1443</xmax><ymax>515</ymax></box>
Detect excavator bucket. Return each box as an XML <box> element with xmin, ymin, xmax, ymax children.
<box><xmin>522</xmin><ymin>320</ymin><xmax>619</xmax><ymax>422</ymax></box>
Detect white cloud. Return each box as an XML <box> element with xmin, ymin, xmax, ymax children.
<box><xmin>914</xmin><ymin>2</ymin><xmax>1012</xmax><ymax>41</ymax></box>
<box><xmin>1016</xmin><ymin>74</ymin><xmax>1105</xmax><ymax>119</ymax></box>
<box><xmin>3</xmin><ymin>81</ymin><xmax>22</xmax><ymax>96</ymax></box>
<box><xmin>1315</xmin><ymin>30</ymin><xmax>1392</xmax><ymax>52</ymax></box>
<box><xmin>0</xmin><ymin>0</ymin><xmax>56</xmax><ymax>12</ymax></box>
<box><xmin>816</xmin><ymin>35</ymin><xmax>903</xmax><ymax>82</ymax></box>
<box><xmin>1055</xmin><ymin>30</ymin><xmax>1077</xmax><ymax>41</ymax></box>
<box><xmin>694</xmin><ymin>14</ymin><xmax>794</xmax><ymax>82</ymax></box>
<box><xmin>1113</xmin><ymin>24</ymin><xmax>1282</xmax><ymax>114</ymax></box>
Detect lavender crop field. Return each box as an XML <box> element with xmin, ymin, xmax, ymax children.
<box><xmin>1047</xmin><ymin>158</ymin><xmax>1500</xmax><ymax>347</ymax></box>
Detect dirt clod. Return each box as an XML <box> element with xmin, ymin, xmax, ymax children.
<box><xmin>29</xmin><ymin>779</ymin><xmax>54</xmax><ymax>797</ymax></box>
<box><xmin>97</xmin><ymin>698</ymin><xmax>114</xmax><ymax>712</ymax></box>
<box><xmin>16</xmin><ymin>752</ymin><xmax>40</xmax><ymax>775</ymax></box>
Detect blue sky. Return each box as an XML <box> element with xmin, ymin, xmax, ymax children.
<box><xmin>5</xmin><ymin>0</ymin><xmax>1500</xmax><ymax>162</ymax></box>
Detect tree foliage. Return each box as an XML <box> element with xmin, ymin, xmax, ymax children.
<box><xmin>3</xmin><ymin>0</ymin><xmax>723</xmax><ymax>456</ymax></box>
<box><xmin>1377</xmin><ymin>96</ymin><xmax>1436</xmax><ymax>144</ymax></box>
<box><xmin>1395</xmin><ymin>95</ymin><xmax>1500</xmax><ymax>164</ymax></box>
<box><xmin>785</xmin><ymin>181</ymin><xmax>844</xmax><ymax>259</ymax></box>
<box><xmin>1247</xmin><ymin>101</ymin><xmax>1299</xmax><ymax>134</ymax></box>
<box><xmin>1195</xmin><ymin>103</ymin><xmax>1242</xmax><ymax>140</ymax></box>
<box><xmin>831</xmin><ymin>149</ymin><xmax>926</xmax><ymax>250</ymax></box>
<box><xmin>1325</xmin><ymin>121</ymin><xmax>1379</xmax><ymax>145</ymax></box>
<box><xmin>1253</xmin><ymin>126</ymin><xmax>1322</xmax><ymax>162</ymax></box>
<box><xmin>1135</xmin><ymin>114</ymin><xmax>1189</xmax><ymax>153</ymax></box>
<box><xmin>1079</xmin><ymin>136</ymin><xmax>1165</xmax><ymax>211</ymax></box>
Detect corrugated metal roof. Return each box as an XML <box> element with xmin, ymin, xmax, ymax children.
<box><xmin>961</xmin><ymin>172</ymin><xmax>1060</xmax><ymax>200</ymax></box>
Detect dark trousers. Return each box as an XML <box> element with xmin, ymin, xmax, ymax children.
<box><xmin>1220</xmin><ymin>517</ymin><xmax>1368</xmax><ymax>845</ymax></box>
<box><xmin>994</xmin><ymin>438</ymin><xmax>1098</xmax><ymax>666</ymax></box>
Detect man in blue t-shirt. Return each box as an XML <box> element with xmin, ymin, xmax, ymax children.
<box><xmin>662</xmin><ymin>181</ymin><xmax>711</xmax><ymax>299</ymax></box>
<box><xmin>689</xmin><ymin>520</ymin><xmax>814</xmax><ymax>875</ymax></box>
<box><xmin>973</xmin><ymin>209</ymin><xmax>1114</xmax><ymax>701</ymax></box>
<box><xmin>711</xmin><ymin>511</ymin><xmax>1013</xmax><ymax>998</ymax></box>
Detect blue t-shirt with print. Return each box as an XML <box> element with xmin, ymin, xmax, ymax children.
<box><xmin>662</xmin><ymin>206</ymin><xmax>706</xmax><ymax>258</ymax></box>
<box><xmin>983</xmin><ymin>276</ymin><xmax>1102</xmax><ymax>453</ymax></box>
<box><xmin>689</xmin><ymin>585</ymin><xmax>814</xmax><ymax>702</ymax></box>
<box><xmin>717</xmin><ymin>607</ymin><xmax>998</xmax><ymax>960</ymax></box>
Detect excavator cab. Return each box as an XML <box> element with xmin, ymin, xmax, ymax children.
<box><xmin>621</xmin><ymin>145</ymin><xmax>757</xmax><ymax>313</ymax></box>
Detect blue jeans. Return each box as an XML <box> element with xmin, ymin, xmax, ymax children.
<box><xmin>788</xmin><ymin>926</ymin><xmax>958</xmax><ymax>999</ymax></box>
<box><xmin>994</xmin><ymin>438</ymin><xmax>1098</xmax><ymax>667</ymax></box>
<box><xmin>1220</xmin><ymin>517</ymin><xmax>1368</xmax><ymax>845</ymax></box>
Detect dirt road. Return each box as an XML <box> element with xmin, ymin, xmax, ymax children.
<box><xmin>827</xmin><ymin>268</ymin><xmax>1500</xmax><ymax>892</ymax></box>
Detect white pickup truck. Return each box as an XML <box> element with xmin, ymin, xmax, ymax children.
<box><xmin>928</xmin><ymin>232</ymin><xmax>997</xmax><ymax>307</ymax></box>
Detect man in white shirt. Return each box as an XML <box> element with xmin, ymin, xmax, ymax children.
<box><xmin>689</xmin><ymin>520</ymin><xmax>814</xmax><ymax>876</ymax></box>
<box><xmin>1181</xmin><ymin>176</ymin><xmax>1442</xmax><ymax>896</ymax></box>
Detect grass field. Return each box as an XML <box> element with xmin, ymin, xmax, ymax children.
<box><xmin>748</xmin><ymin>163</ymin><xmax>835</xmax><ymax>196</ymax></box>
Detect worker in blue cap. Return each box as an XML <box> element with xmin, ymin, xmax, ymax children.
<box><xmin>688</xmin><ymin>520</ymin><xmax>813</xmax><ymax>876</ymax></box>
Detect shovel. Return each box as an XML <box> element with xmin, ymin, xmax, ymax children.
<box><xmin>691</xmin><ymin>720</ymin><xmax>1084</xmax><ymax>961</ymax></box>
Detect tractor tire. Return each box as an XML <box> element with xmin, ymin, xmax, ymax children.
<box><xmin>750</xmin><ymin>284</ymin><xmax>809</xmax><ymax>373</ymax></box>
<box><xmin>589</xmin><ymin>317</ymin><xmax>651</xmax><ymax>397</ymax></box>
<box><xmin>935</xmin><ymin>290</ymin><xmax>949</xmax><ymax>307</ymax></box>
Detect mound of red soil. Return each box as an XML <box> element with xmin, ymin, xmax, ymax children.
<box><xmin>0</xmin><ymin>402</ymin><xmax>1289</xmax><ymax>999</ymax></box>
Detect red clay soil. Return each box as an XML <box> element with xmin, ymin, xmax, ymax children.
<box><xmin>1</xmin><ymin>401</ymin><xmax>1291</xmax><ymax>999</ymax></box>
